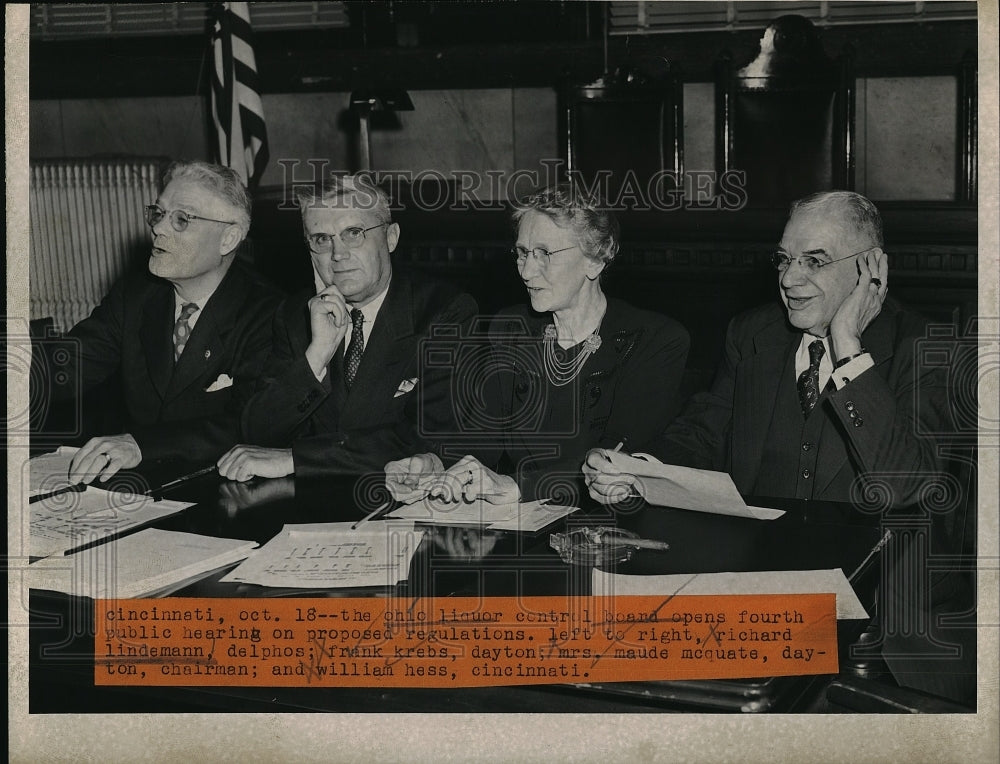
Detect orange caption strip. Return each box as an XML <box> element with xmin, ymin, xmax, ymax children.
<box><xmin>96</xmin><ymin>594</ymin><xmax>838</xmax><ymax>687</ymax></box>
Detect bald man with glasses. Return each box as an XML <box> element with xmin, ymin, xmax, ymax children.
<box><xmin>218</xmin><ymin>174</ymin><xmax>477</xmax><ymax>481</ymax></box>
<box><xmin>585</xmin><ymin>190</ymin><xmax>951</xmax><ymax>508</ymax></box>
<box><xmin>32</xmin><ymin>160</ymin><xmax>281</xmax><ymax>484</ymax></box>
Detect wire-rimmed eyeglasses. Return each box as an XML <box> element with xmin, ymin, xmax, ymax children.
<box><xmin>512</xmin><ymin>245</ymin><xmax>577</xmax><ymax>267</ymax></box>
<box><xmin>145</xmin><ymin>205</ymin><xmax>236</xmax><ymax>232</ymax></box>
<box><xmin>306</xmin><ymin>223</ymin><xmax>388</xmax><ymax>253</ymax></box>
<box><xmin>771</xmin><ymin>246</ymin><xmax>877</xmax><ymax>274</ymax></box>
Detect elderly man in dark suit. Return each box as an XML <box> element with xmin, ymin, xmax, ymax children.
<box><xmin>584</xmin><ymin>190</ymin><xmax>949</xmax><ymax>508</ymax></box>
<box><xmin>217</xmin><ymin>174</ymin><xmax>477</xmax><ymax>481</ymax></box>
<box><xmin>36</xmin><ymin>160</ymin><xmax>282</xmax><ymax>484</ymax></box>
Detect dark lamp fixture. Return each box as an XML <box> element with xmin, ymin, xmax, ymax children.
<box><xmin>348</xmin><ymin>89</ymin><xmax>415</xmax><ymax>170</ymax></box>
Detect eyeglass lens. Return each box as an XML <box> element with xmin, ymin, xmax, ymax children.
<box><xmin>309</xmin><ymin>224</ymin><xmax>385</xmax><ymax>252</ymax></box>
<box><xmin>146</xmin><ymin>206</ymin><xmax>191</xmax><ymax>232</ymax></box>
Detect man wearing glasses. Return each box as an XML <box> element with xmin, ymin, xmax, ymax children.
<box><xmin>41</xmin><ymin>160</ymin><xmax>281</xmax><ymax>484</ymax></box>
<box><xmin>217</xmin><ymin>174</ymin><xmax>477</xmax><ymax>481</ymax></box>
<box><xmin>585</xmin><ymin>190</ymin><xmax>949</xmax><ymax>507</ymax></box>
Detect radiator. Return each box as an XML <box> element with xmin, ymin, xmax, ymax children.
<box><xmin>29</xmin><ymin>159</ymin><xmax>164</xmax><ymax>331</ymax></box>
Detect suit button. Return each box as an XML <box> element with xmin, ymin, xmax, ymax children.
<box><xmin>801</xmin><ymin>442</ymin><xmax>812</xmax><ymax>451</ymax></box>
<box><xmin>854</xmin><ymin>418</ymin><xmax>864</xmax><ymax>427</ymax></box>
<box><xmin>845</xmin><ymin>401</ymin><xmax>855</xmax><ymax>411</ymax></box>
<box><xmin>802</xmin><ymin>468</ymin><xmax>811</xmax><ymax>479</ymax></box>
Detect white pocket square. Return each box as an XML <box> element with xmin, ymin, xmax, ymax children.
<box><xmin>393</xmin><ymin>377</ymin><xmax>418</xmax><ymax>398</ymax></box>
<box><xmin>205</xmin><ymin>373</ymin><xmax>234</xmax><ymax>392</ymax></box>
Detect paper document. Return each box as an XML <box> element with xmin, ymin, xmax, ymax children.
<box><xmin>388</xmin><ymin>498</ymin><xmax>578</xmax><ymax>532</ymax></box>
<box><xmin>28</xmin><ymin>446</ymin><xmax>80</xmax><ymax>495</ymax></box>
<box><xmin>592</xmin><ymin>568</ymin><xmax>868</xmax><ymax>620</ymax></box>
<box><xmin>604</xmin><ymin>451</ymin><xmax>785</xmax><ymax>520</ymax></box>
<box><xmin>222</xmin><ymin>522</ymin><xmax>424</xmax><ymax>589</ymax></box>
<box><xmin>28</xmin><ymin>529</ymin><xmax>257</xmax><ymax>598</ymax></box>
<box><xmin>29</xmin><ymin>487</ymin><xmax>193</xmax><ymax>558</ymax></box>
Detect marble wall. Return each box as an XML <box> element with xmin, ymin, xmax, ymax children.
<box><xmin>28</xmin><ymin>76</ymin><xmax>959</xmax><ymax>200</ymax></box>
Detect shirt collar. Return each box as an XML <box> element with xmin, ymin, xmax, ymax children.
<box><xmin>352</xmin><ymin>278</ymin><xmax>391</xmax><ymax>328</ymax></box>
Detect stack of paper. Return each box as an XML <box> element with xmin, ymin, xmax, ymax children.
<box><xmin>388</xmin><ymin>497</ymin><xmax>579</xmax><ymax>531</ymax></box>
<box><xmin>29</xmin><ymin>487</ymin><xmax>194</xmax><ymax>558</ymax></box>
<box><xmin>27</xmin><ymin>529</ymin><xmax>257</xmax><ymax>599</ymax></box>
<box><xmin>602</xmin><ymin>451</ymin><xmax>785</xmax><ymax>520</ymax></box>
<box><xmin>28</xmin><ymin>446</ymin><xmax>81</xmax><ymax>496</ymax></box>
<box><xmin>591</xmin><ymin>568</ymin><xmax>868</xmax><ymax>620</ymax></box>
<box><xmin>222</xmin><ymin>522</ymin><xmax>425</xmax><ymax>589</ymax></box>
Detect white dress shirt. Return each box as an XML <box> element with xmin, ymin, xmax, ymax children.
<box><xmin>312</xmin><ymin>279</ymin><xmax>391</xmax><ymax>382</ymax></box>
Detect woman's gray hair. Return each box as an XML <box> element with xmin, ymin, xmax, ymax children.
<box><xmin>790</xmin><ymin>190</ymin><xmax>884</xmax><ymax>248</ymax></box>
<box><xmin>295</xmin><ymin>173</ymin><xmax>393</xmax><ymax>224</ymax></box>
<box><xmin>162</xmin><ymin>160</ymin><xmax>252</xmax><ymax>234</ymax></box>
<box><xmin>512</xmin><ymin>184</ymin><xmax>620</xmax><ymax>265</ymax></box>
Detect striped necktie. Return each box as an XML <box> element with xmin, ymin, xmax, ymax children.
<box><xmin>173</xmin><ymin>302</ymin><xmax>198</xmax><ymax>362</ymax></box>
<box><xmin>797</xmin><ymin>339</ymin><xmax>825</xmax><ymax>416</ymax></box>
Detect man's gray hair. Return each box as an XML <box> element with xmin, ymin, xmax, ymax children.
<box><xmin>512</xmin><ymin>183</ymin><xmax>621</xmax><ymax>266</ymax></box>
<box><xmin>790</xmin><ymin>190</ymin><xmax>884</xmax><ymax>248</ymax></box>
<box><xmin>296</xmin><ymin>173</ymin><xmax>393</xmax><ymax>224</ymax></box>
<box><xmin>162</xmin><ymin>160</ymin><xmax>252</xmax><ymax>235</ymax></box>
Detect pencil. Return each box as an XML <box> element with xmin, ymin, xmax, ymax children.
<box><xmin>351</xmin><ymin>500</ymin><xmax>393</xmax><ymax>530</ymax></box>
<box><xmin>29</xmin><ymin>483</ymin><xmax>86</xmax><ymax>504</ymax></box>
<box><xmin>147</xmin><ymin>465</ymin><xmax>218</xmax><ymax>495</ymax></box>
<box><xmin>601</xmin><ymin>438</ymin><xmax>627</xmax><ymax>463</ymax></box>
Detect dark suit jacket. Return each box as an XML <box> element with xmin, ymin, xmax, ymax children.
<box><xmin>36</xmin><ymin>262</ymin><xmax>282</xmax><ymax>463</ymax></box>
<box><xmin>241</xmin><ymin>270</ymin><xmax>478</xmax><ymax>477</ymax></box>
<box><xmin>466</xmin><ymin>298</ymin><xmax>690</xmax><ymax>499</ymax></box>
<box><xmin>651</xmin><ymin>297</ymin><xmax>950</xmax><ymax>506</ymax></box>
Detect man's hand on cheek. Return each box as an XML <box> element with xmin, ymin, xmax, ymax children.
<box><xmin>830</xmin><ymin>248</ymin><xmax>887</xmax><ymax>359</ymax></box>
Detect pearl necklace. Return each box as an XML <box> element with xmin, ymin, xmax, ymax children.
<box><xmin>542</xmin><ymin>324</ymin><xmax>602</xmax><ymax>386</ymax></box>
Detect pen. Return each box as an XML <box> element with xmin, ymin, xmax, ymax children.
<box><xmin>29</xmin><ymin>483</ymin><xmax>87</xmax><ymax>504</ymax></box>
<box><xmin>351</xmin><ymin>500</ymin><xmax>393</xmax><ymax>530</ymax></box>
<box><xmin>848</xmin><ymin>529</ymin><xmax>893</xmax><ymax>583</ymax></box>
<box><xmin>147</xmin><ymin>465</ymin><xmax>218</xmax><ymax>496</ymax></box>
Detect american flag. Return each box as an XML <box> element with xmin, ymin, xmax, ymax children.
<box><xmin>211</xmin><ymin>2</ymin><xmax>269</xmax><ymax>189</ymax></box>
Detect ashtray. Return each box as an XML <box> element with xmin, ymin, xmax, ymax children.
<box><xmin>549</xmin><ymin>526</ymin><xmax>669</xmax><ymax>567</ymax></box>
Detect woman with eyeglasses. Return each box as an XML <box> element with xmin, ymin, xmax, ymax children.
<box><xmin>385</xmin><ymin>183</ymin><xmax>690</xmax><ymax>507</ymax></box>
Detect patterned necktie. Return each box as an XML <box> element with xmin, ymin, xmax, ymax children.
<box><xmin>797</xmin><ymin>339</ymin><xmax>825</xmax><ymax>416</ymax></box>
<box><xmin>344</xmin><ymin>308</ymin><xmax>365</xmax><ymax>389</ymax></box>
<box><xmin>173</xmin><ymin>302</ymin><xmax>198</xmax><ymax>362</ymax></box>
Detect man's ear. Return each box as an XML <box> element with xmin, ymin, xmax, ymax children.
<box><xmin>219</xmin><ymin>224</ymin><xmax>244</xmax><ymax>257</ymax></box>
<box><xmin>386</xmin><ymin>222</ymin><xmax>400</xmax><ymax>254</ymax></box>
